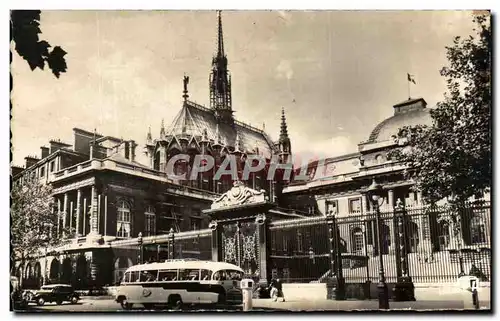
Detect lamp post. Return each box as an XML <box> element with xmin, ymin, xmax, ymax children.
<box><xmin>309</xmin><ymin>246</ymin><xmax>315</xmax><ymax>264</ymax></box>
<box><xmin>138</xmin><ymin>232</ymin><xmax>143</xmax><ymax>264</ymax></box>
<box><xmin>367</xmin><ymin>179</ymin><xmax>389</xmax><ymax>310</ymax></box>
<box><xmin>325</xmin><ymin>208</ymin><xmax>346</xmax><ymax>300</ymax></box>
<box><xmin>393</xmin><ymin>199</ymin><xmax>416</xmax><ymax>301</ymax></box>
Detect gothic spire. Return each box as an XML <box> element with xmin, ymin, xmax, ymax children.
<box><xmin>210</xmin><ymin>10</ymin><xmax>233</xmax><ymax>124</ymax></box>
<box><xmin>147</xmin><ymin>126</ymin><xmax>152</xmax><ymax>143</ymax></box>
<box><xmin>160</xmin><ymin>119</ymin><xmax>165</xmax><ymax>139</ymax></box>
<box><xmin>217</xmin><ymin>10</ymin><xmax>224</xmax><ymax>58</ymax></box>
<box><xmin>279</xmin><ymin>107</ymin><xmax>289</xmax><ymax>141</ymax></box>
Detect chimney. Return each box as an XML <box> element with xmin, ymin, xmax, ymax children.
<box><xmin>49</xmin><ymin>139</ymin><xmax>72</xmax><ymax>154</ymax></box>
<box><xmin>25</xmin><ymin>156</ymin><xmax>39</xmax><ymax>168</ymax></box>
<box><xmin>40</xmin><ymin>146</ymin><xmax>49</xmax><ymax>159</ymax></box>
<box><xmin>129</xmin><ymin>140</ymin><xmax>136</xmax><ymax>162</ymax></box>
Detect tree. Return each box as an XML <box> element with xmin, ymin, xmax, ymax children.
<box><xmin>389</xmin><ymin>14</ymin><xmax>491</xmax><ymax>206</ymax></box>
<box><xmin>10</xmin><ymin>179</ymin><xmax>66</xmax><ymax>265</ymax></box>
<box><xmin>10</xmin><ymin>10</ymin><xmax>67</xmax><ymax>78</ymax></box>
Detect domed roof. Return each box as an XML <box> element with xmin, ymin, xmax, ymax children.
<box><xmin>367</xmin><ymin>98</ymin><xmax>433</xmax><ymax>143</ymax></box>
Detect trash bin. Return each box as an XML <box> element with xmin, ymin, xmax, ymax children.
<box><xmin>240</xmin><ymin>279</ymin><xmax>254</xmax><ymax>311</ymax></box>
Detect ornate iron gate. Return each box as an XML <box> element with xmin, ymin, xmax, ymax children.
<box><xmin>222</xmin><ymin>221</ymin><xmax>258</xmax><ymax>277</ymax></box>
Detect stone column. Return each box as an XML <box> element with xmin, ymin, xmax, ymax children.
<box><xmin>63</xmin><ymin>193</ymin><xmax>68</xmax><ymax>238</ymax></box>
<box><xmin>255</xmin><ymin>214</ymin><xmax>269</xmax><ymax>288</ymax></box>
<box><xmin>83</xmin><ymin>197</ymin><xmax>87</xmax><ymax>236</ymax></box>
<box><xmin>76</xmin><ymin>189</ymin><xmax>81</xmax><ymax>237</ymax></box>
<box><xmin>104</xmin><ymin>195</ymin><xmax>108</xmax><ymax>237</ymax></box>
<box><xmin>86</xmin><ymin>185</ymin><xmax>101</xmax><ymax>243</ymax></box>
<box><xmin>69</xmin><ymin>201</ymin><xmax>73</xmax><ymax>235</ymax></box>
<box><xmin>416</xmin><ymin>191</ymin><xmax>423</xmax><ymax>206</ymax></box>
<box><xmin>209</xmin><ymin>221</ymin><xmax>222</xmax><ymax>262</ymax></box>
<box><xmin>57</xmin><ymin>198</ymin><xmax>61</xmax><ymax>237</ymax></box>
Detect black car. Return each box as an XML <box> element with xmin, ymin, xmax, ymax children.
<box><xmin>28</xmin><ymin>284</ymin><xmax>79</xmax><ymax>306</ymax></box>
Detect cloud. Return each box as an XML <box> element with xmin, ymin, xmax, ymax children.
<box><xmin>276</xmin><ymin>60</ymin><xmax>294</xmax><ymax>80</ymax></box>
<box><xmin>291</xmin><ymin>135</ymin><xmax>358</xmax><ymax>168</ymax></box>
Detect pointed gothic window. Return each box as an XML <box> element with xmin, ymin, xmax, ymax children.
<box><xmin>117</xmin><ymin>200</ymin><xmax>131</xmax><ymax>238</ymax></box>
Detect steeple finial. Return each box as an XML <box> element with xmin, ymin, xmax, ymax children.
<box><xmin>160</xmin><ymin>119</ymin><xmax>165</xmax><ymax>139</ymax></box>
<box><xmin>280</xmin><ymin>107</ymin><xmax>289</xmax><ymax>140</ymax></box>
<box><xmin>183</xmin><ymin>74</ymin><xmax>189</xmax><ymax>101</ymax></box>
<box><xmin>217</xmin><ymin>10</ymin><xmax>224</xmax><ymax>58</ymax></box>
<box><xmin>147</xmin><ymin>126</ymin><xmax>152</xmax><ymax>143</ymax></box>
<box><xmin>234</xmin><ymin>131</ymin><xmax>242</xmax><ymax>152</ymax></box>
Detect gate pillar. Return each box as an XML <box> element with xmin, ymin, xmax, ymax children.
<box><xmin>209</xmin><ymin>220</ymin><xmax>223</xmax><ymax>262</ymax></box>
<box><xmin>255</xmin><ymin>214</ymin><xmax>269</xmax><ymax>288</ymax></box>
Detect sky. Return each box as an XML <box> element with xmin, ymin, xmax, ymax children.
<box><xmin>11</xmin><ymin>10</ymin><xmax>478</xmax><ymax>167</ymax></box>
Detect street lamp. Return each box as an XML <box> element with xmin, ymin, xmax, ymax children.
<box><xmin>367</xmin><ymin>178</ymin><xmax>389</xmax><ymax>310</ymax></box>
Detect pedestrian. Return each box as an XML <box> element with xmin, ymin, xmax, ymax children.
<box><xmin>269</xmin><ymin>277</ymin><xmax>285</xmax><ymax>302</ymax></box>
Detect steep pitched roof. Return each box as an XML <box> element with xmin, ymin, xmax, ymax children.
<box><xmin>165</xmin><ymin>101</ymin><xmax>276</xmax><ymax>158</ymax></box>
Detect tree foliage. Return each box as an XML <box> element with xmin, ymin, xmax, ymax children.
<box><xmin>10</xmin><ymin>179</ymin><xmax>64</xmax><ymax>261</ymax></box>
<box><xmin>10</xmin><ymin>10</ymin><xmax>67</xmax><ymax>78</ymax></box>
<box><xmin>389</xmin><ymin>14</ymin><xmax>491</xmax><ymax>205</ymax></box>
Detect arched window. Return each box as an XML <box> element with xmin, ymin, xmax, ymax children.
<box><xmin>352</xmin><ymin>228</ymin><xmax>364</xmax><ymax>254</ymax></box>
<box><xmin>116</xmin><ymin>200</ymin><xmax>131</xmax><ymax>238</ymax></box>
<box><xmin>375</xmin><ymin>154</ymin><xmax>384</xmax><ymax>164</ymax></box>
<box><xmin>438</xmin><ymin>221</ymin><xmax>450</xmax><ymax>250</ymax></box>
<box><xmin>144</xmin><ymin>205</ymin><xmax>156</xmax><ymax>237</ymax></box>
<box><xmin>470</xmin><ymin>216</ymin><xmax>486</xmax><ymax>244</ymax></box>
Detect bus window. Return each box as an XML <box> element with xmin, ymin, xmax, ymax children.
<box><xmin>131</xmin><ymin>271</ymin><xmax>141</xmax><ymax>282</ymax></box>
<box><xmin>179</xmin><ymin>269</ymin><xmax>200</xmax><ymax>281</ymax></box>
<box><xmin>158</xmin><ymin>269</ymin><xmax>178</xmax><ymax>281</ymax></box>
<box><xmin>200</xmin><ymin>269</ymin><xmax>212</xmax><ymax>281</ymax></box>
<box><xmin>216</xmin><ymin>270</ymin><xmax>242</xmax><ymax>281</ymax></box>
<box><xmin>123</xmin><ymin>272</ymin><xmax>131</xmax><ymax>283</ymax></box>
<box><xmin>143</xmin><ymin>270</ymin><xmax>158</xmax><ymax>282</ymax></box>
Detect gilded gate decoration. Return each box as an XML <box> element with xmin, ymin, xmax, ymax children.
<box><xmin>222</xmin><ymin>221</ymin><xmax>258</xmax><ymax>276</ymax></box>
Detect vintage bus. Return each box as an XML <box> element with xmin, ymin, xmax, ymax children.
<box><xmin>114</xmin><ymin>259</ymin><xmax>244</xmax><ymax>310</ymax></box>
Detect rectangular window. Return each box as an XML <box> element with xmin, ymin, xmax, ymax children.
<box><xmin>326</xmin><ymin>200</ymin><xmax>339</xmax><ymax>215</ymax></box>
<box><xmin>282</xmin><ymin>235</ymin><xmax>288</xmax><ymax>252</ymax></box>
<box><xmin>145</xmin><ymin>213</ymin><xmax>156</xmax><ymax>237</ymax></box>
<box><xmin>158</xmin><ymin>269</ymin><xmax>178</xmax><ymax>281</ymax></box>
<box><xmin>349</xmin><ymin>198</ymin><xmax>362</xmax><ymax>214</ymax></box>
<box><xmin>297</xmin><ymin>232</ymin><xmax>303</xmax><ymax>253</ymax></box>
<box><xmin>40</xmin><ymin>166</ymin><xmax>45</xmax><ymax>178</ymax></box>
<box><xmin>117</xmin><ymin>209</ymin><xmax>131</xmax><ymax>238</ymax></box>
<box><xmin>50</xmin><ymin>161</ymin><xmax>55</xmax><ymax>173</ymax></box>
<box><xmin>178</xmin><ymin>269</ymin><xmax>200</xmax><ymax>281</ymax></box>
<box><xmin>200</xmin><ymin>269</ymin><xmax>212</xmax><ymax>281</ymax></box>
<box><xmin>190</xmin><ymin>217</ymin><xmax>201</xmax><ymax>231</ymax></box>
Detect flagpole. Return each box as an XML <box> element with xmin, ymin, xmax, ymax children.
<box><xmin>408</xmin><ymin>78</ymin><xmax>410</xmax><ymax>100</ymax></box>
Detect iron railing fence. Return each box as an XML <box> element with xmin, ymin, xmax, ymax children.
<box><xmin>266</xmin><ymin>201</ymin><xmax>491</xmax><ymax>284</ymax></box>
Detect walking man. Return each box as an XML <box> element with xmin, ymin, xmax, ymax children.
<box><xmin>270</xmin><ymin>277</ymin><xmax>285</xmax><ymax>302</ymax></box>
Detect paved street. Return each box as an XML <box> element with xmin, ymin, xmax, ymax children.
<box><xmin>18</xmin><ymin>297</ymin><xmax>491</xmax><ymax>312</ymax></box>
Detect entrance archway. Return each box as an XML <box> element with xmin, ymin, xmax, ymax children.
<box><xmin>75</xmin><ymin>256</ymin><xmax>88</xmax><ymax>289</ymax></box>
<box><xmin>49</xmin><ymin>259</ymin><xmax>60</xmax><ymax>283</ymax></box>
<box><xmin>33</xmin><ymin>262</ymin><xmax>42</xmax><ymax>289</ymax></box>
<box><xmin>113</xmin><ymin>256</ymin><xmax>133</xmax><ymax>285</ymax></box>
<box><xmin>61</xmin><ymin>258</ymin><xmax>72</xmax><ymax>285</ymax></box>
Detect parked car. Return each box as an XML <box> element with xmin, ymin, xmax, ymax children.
<box><xmin>29</xmin><ymin>284</ymin><xmax>79</xmax><ymax>306</ymax></box>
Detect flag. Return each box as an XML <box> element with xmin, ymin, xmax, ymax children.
<box><xmin>407</xmin><ymin>73</ymin><xmax>416</xmax><ymax>84</ymax></box>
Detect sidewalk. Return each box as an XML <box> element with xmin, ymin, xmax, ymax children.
<box><xmin>251</xmin><ymin>298</ymin><xmax>491</xmax><ymax>311</ymax></box>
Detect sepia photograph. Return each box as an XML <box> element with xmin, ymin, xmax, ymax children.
<box><xmin>8</xmin><ymin>8</ymin><xmax>492</xmax><ymax>313</ymax></box>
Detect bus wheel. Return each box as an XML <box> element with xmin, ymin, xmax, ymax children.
<box><xmin>120</xmin><ymin>299</ymin><xmax>133</xmax><ymax>310</ymax></box>
<box><xmin>168</xmin><ymin>295</ymin><xmax>183</xmax><ymax>310</ymax></box>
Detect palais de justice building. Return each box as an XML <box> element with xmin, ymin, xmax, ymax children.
<box><xmin>12</xmin><ymin>13</ymin><xmax>490</xmax><ymax>290</ymax></box>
